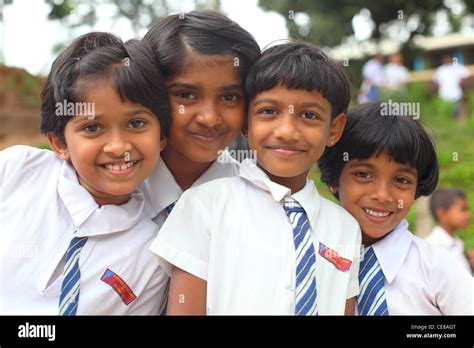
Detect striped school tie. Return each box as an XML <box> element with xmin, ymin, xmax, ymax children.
<box><xmin>283</xmin><ymin>197</ymin><xmax>318</xmax><ymax>315</ymax></box>
<box><xmin>357</xmin><ymin>246</ymin><xmax>389</xmax><ymax>316</ymax></box>
<box><xmin>164</xmin><ymin>202</ymin><xmax>175</xmax><ymax>216</ymax></box>
<box><xmin>59</xmin><ymin>236</ymin><xmax>88</xmax><ymax>316</ymax></box>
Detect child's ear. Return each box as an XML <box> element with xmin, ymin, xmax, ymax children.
<box><xmin>47</xmin><ymin>133</ymin><xmax>69</xmax><ymax>161</ymax></box>
<box><xmin>329</xmin><ymin>185</ymin><xmax>339</xmax><ymax>194</ymax></box>
<box><xmin>327</xmin><ymin>113</ymin><xmax>346</xmax><ymax>147</ymax></box>
<box><xmin>159</xmin><ymin>137</ymin><xmax>168</xmax><ymax>152</ymax></box>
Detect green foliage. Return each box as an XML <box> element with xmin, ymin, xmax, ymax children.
<box><xmin>258</xmin><ymin>0</ymin><xmax>468</xmax><ymax>47</ymax></box>
<box><xmin>36</xmin><ymin>142</ymin><xmax>52</xmax><ymax>150</ymax></box>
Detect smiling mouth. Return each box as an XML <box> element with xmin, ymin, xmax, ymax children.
<box><xmin>266</xmin><ymin>145</ymin><xmax>305</xmax><ymax>156</ymax></box>
<box><xmin>190</xmin><ymin>132</ymin><xmax>223</xmax><ymax>143</ymax></box>
<box><xmin>99</xmin><ymin>160</ymin><xmax>139</xmax><ymax>172</ymax></box>
<box><xmin>362</xmin><ymin>208</ymin><xmax>393</xmax><ymax>219</ymax></box>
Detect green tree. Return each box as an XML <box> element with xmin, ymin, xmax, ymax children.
<box><xmin>258</xmin><ymin>0</ymin><xmax>474</xmax><ymax>47</ymax></box>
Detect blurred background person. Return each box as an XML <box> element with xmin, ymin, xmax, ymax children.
<box><xmin>384</xmin><ymin>53</ymin><xmax>409</xmax><ymax>94</ymax></box>
<box><xmin>432</xmin><ymin>54</ymin><xmax>471</xmax><ymax>117</ymax></box>
<box><xmin>358</xmin><ymin>53</ymin><xmax>384</xmax><ymax>103</ymax></box>
<box><xmin>426</xmin><ymin>188</ymin><xmax>472</xmax><ymax>274</ymax></box>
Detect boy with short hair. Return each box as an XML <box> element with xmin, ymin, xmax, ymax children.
<box><xmin>150</xmin><ymin>41</ymin><xmax>361</xmax><ymax>315</ymax></box>
<box><xmin>426</xmin><ymin>188</ymin><xmax>472</xmax><ymax>273</ymax></box>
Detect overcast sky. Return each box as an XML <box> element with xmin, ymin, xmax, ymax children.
<box><xmin>0</xmin><ymin>0</ymin><xmax>289</xmax><ymax>75</ymax></box>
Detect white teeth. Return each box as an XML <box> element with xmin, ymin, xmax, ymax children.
<box><xmin>364</xmin><ymin>208</ymin><xmax>390</xmax><ymax>217</ymax></box>
<box><xmin>104</xmin><ymin>161</ymin><xmax>136</xmax><ymax>171</ymax></box>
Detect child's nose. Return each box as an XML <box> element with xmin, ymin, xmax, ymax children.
<box><xmin>369</xmin><ymin>180</ymin><xmax>394</xmax><ymax>203</ymax></box>
<box><xmin>103</xmin><ymin>132</ymin><xmax>133</xmax><ymax>157</ymax></box>
<box><xmin>274</xmin><ymin>114</ymin><xmax>301</xmax><ymax>141</ymax></box>
<box><xmin>196</xmin><ymin>101</ymin><xmax>222</xmax><ymax>128</ymax></box>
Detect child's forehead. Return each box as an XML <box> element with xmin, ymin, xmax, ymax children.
<box><xmin>347</xmin><ymin>151</ymin><xmax>417</xmax><ymax>173</ymax></box>
<box><xmin>168</xmin><ymin>52</ymin><xmax>243</xmax><ymax>86</ymax></box>
<box><xmin>251</xmin><ymin>83</ymin><xmax>331</xmax><ymax>108</ymax></box>
<box><xmin>179</xmin><ymin>51</ymin><xmax>240</xmax><ymax>73</ymax></box>
<box><xmin>451</xmin><ymin>196</ymin><xmax>468</xmax><ymax>207</ymax></box>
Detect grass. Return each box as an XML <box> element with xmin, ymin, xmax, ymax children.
<box><xmin>311</xmin><ymin>83</ymin><xmax>474</xmax><ymax>251</ymax></box>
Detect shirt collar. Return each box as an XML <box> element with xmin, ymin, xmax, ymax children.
<box><xmin>142</xmin><ymin>158</ymin><xmax>180</xmax><ymax>219</ymax></box>
<box><xmin>143</xmin><ymin>150</ymin><xmax>239</xmax><ymax>218</ymax></box>
<box><xmin>239</xmin><ymin>159</ymin><xmax>320</xmax><ymax>231</ymax></box>
<box><xmin>371</xmin><ymin>219</ymin><xmax>412</xmax><ymax>284</ymax></box>
<box><xmin>58</xmin><ymin>160</ymin><xmax>145</xmax><ymax>238</ymax></box>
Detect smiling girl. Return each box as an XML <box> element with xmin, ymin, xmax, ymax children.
<box><xmin>141</xmin><ymin>10</ymin><xmax>260</xmax><ymax>225</ymax></box>
<box><xmin>318</xmin><ymin>102</ymin><xmax>473</xmax><ymax>315</ymax></box>
<box><xmin>0</xmin><ymin>32</ymin><xmax>171</xmax><ymax>314</ymax></box>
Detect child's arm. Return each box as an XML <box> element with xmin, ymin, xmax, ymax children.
<box><xmin>428</xmin><ymin>248</ymin><xmax>473</xmax><ymax>314</ymax></box>
<box><xmin>167</xmin><ymin>266</ymin><xmax>207</xmax><ymax>315</ymax></box>
<box><xmin>344</xmin><ymin>297</ymin><xmax>356</xmax><ymax>315</ymax></box>
<box><xmin>149</xmin><ymin>187</ymin><xmax>213</xmax><ymax>314</ymax></box>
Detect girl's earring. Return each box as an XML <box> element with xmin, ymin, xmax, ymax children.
<box><xmin>329</xmin><ymin>186</ymin><xmax>337</xmax><ymax>193</ymax></box>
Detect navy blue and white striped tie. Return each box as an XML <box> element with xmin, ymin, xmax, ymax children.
<box><xmin>283</xmin><ymin>197</ymin><xmax>318</xmax><ymax>315</ymax></box>
<box><xmin>357</xmin><ymin>246</ymin><xmax>389</xmax><ymax>316</ymax></box>
<box><xmin>59</xmin><ymin>236</ymin><xmax>88</xmax><ymax>315</ymax></box>
<box><xmin>164</xmin><ymin>202</ymin><xmax>175</xmax><ymax>216</ymax></box>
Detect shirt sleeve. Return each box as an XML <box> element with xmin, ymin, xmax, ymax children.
<box><xmin>428</xmin><ymin>247</ymin><xmax>473</xmax><ymax>315</ymax></box>
<box><xmin>149</xmin><ymin>187</ymin><xmax>212</xmax><ymax>281</ymax></box>
<box><xmin>347</xmin><ymin>225</ymin><xmax>362</xmax><ymax>299</ymax></box>
<box><xmin>0</xmin><ymin>145</ymin><xmax>30</xmax><ymax>187</ymax></box>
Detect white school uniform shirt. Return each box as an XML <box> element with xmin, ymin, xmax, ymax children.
<box><xmin>369</xmin><ymin>219</ymin><xmax>473</xmax><ymax>315</ymax></box>
<box><xmin>362</xmin><ymin>58</ymin><xmax>385</xmax><ymax>86</ymax></box>
<box><xmin>384</xmin><ymin>63</ymin><xmax>409</xmax><ymax>90</ymax></box>
<box><xmin>150</xmin><ymin>159</ymin><xmax>361</xmax><ymax>315</ymax></box>
<box><xmin>425</xmin><ymin>225</ymin><xmax>472</xmax><ymax>274</ymax></box>
<box><xmin>433</xmin><ymin>64</ymin><xmax>469</xmax><ymax>101</ymax></box>
<box><xmin>141</xmin><ymin>149</ymin><xmax>239</xmax><ymax>227</ymax></box>
<box><xmin>0</xmin><ymin>145</ymin><xmax>168</xmax><ymax>315</ymax></box>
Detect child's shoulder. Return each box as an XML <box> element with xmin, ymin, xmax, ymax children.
<box><xmin>318</xmin><ymin>195</ymin><xmax>359</xmax><ymax>228</ymax></box>
<box><xmin>1</xmin><ymin>145</ymin><xmax>60</xmax><ymax>182</ymax></box>
<box><xmin>1</xmin><ymin>144</ymin><xmax>57</xmax><ymax>165</ymax></box>
<box><xmin>409</xmin><ymin>233</ymin><xmax>470</xmax><ymax>278</ymax></box>
<box><xmin>182</xmin><ymin>175</ymin><xmax>245</xmax><ymax>201</ymax></box>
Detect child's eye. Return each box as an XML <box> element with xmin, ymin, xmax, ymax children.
<box><xmin>354</xmin><ymin>171</ymin><xmax>371</xmax><ymax>179</ymax></box>
<box><xmin>221</xmin><ymin>93</ymin><xmax>240</xmax><ymax>102</ymax></box>
<box><xmin>83</xmin><ymin>124</ymin><xmax>103</xmax><ymax>133</ymax></box>
<box><xmin>129</xmin><ymin>119</ymin><xmax>146</xmax><ymax>129</ymax></box>
<box><xmin>395</xmin><ymin>177</ymin><xmax>411</xmax><ymax>185</ymax></box>
<box><xmin>259</xmin><ymin>108</ymin><xmax>277</xmax><ymax>115</ymax></box>
<box><xmin>175</xmin><ymin>92</ymin><xmax>196</xmax><ymax>100</ymax></box>
<box><xmin>300</xmin><ymin>111</ymin><xmax>319</xmax><ymax>120</ymax></box>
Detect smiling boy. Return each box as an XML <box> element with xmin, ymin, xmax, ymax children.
<box><xmin>150</xmin><ymin>42</ymin><xmax>362</xmax><ymax>315</ymax></box>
